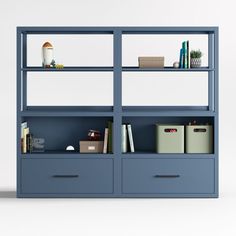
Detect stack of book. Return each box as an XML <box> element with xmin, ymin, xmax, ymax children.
<box><xmin>103</xmin><ymin>121</ymin><xmax>113</xmax><ymax>154</ymax></box>
<box><xmin>21</xmin><ymin>122</ymin><xmax>33</xmax><ymax>153</ymax></box>
<box><xmin>102</xmin><ymin>122</ymin><xmax>135</xmax><ymax>154</ymax></box>
<box><xmin>179</xmin><ymin>40</ymin><xmax>190</xmax><ymax>69</ymax></box>
<box><xmin>121</xmin><ymin>124</ymin><xmax>135</xmax><ymax>153</ymax></box>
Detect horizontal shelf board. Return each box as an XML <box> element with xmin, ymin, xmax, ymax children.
<box><xmin>122</xmin><ymin>67</ymin><xmax>214</xmax><ymax>72</ymax></box>
<box><xmin>122</xmin><ymin>153</ymin><xmax>215</xmax><ymax>158</ymax></box>
<box><xmin>20</xmin><ymin>152</ymin><xmax>113</xmax><ymax>158</ymax></box>
<box><xmin>22</xmin><ymin>67</ymin><xmax>114</xmax><ymax>72</ymax></box>
<box><xmin>20</xmin><ymin>106</ymin><xmax>113</xmax><ymax>117</ymax></box>
<box><xmin>18</xmin><ymin>26</ymin><xmax>218</xmax><ymax>35</ymax></box>
<box><xmin>122</xmin><ymin>106</ymin><xmax>216</xmax><ymax>117</ymax></box>
<box><xmin>21</xmin><ymin>67</ymin><xmax>214</xmax><ymax>72</ymax></box>
<box><xmin>20</xmin><ymin>111</ymin><xmax>114</xmax><ymax>117</ymax></box>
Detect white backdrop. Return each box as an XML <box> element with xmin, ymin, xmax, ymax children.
<box><xmin>0</xmin><ymin>0</ymin><xmax>236</xmax><ymax>235</ymax></box>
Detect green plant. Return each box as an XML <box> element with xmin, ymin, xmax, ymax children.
<box><xmin>190</xmin><ymin>50</ymin><xmax>203</xmax><ymax>59</ymax></box>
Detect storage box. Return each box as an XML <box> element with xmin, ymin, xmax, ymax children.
<box><xmin>156</xmin><ymin>124</ymin><xmax>184</xmax><ymax>153</ymax></box>
<box><xmin>186</xmin><ymin>125</ymin><xmax>213</xmax><ymax>153</ymax></box>
<box><xmin>79</xmin><ymin>141</ymin><xmax>104</xmax><ymax>153</ymax></box>
<box><xmin>138</xmin><ymin>57</ymin><xmax>164</xmax><ymax>68</ymax></box>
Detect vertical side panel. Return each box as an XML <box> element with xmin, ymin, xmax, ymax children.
<box><xmin>113</xmin><ymin>29</ymin><xmax>122</xmax><ymax>195</ymax></box>
<box><xmin>22</xmin><ymin>34</ymin><xmax>27</xmax><ymax>109</ymax></box>
<box><xmin>17</xmin><ymin>28</ymin><xmax>22</xmax><ymax>196</ymax></box>
<box><xmin>208</xmin><ymin>33</ymin><xmax>214</xmax><ymax>111</ymax></box>
<box><xmin>214</xmin><ymin>28</ymin><xmax>219</xmax><ymax>196</ymax></box>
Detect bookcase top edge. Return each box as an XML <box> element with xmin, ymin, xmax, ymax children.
<box><xmin>16</xmin><ymin>26</ymin><xmax>218</xmax><ymax>34</ymax></box>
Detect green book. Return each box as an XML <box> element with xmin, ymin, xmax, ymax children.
<box><xmin>108</xmin><ymin>121</ymin><xmax>113</xmax><ymax>153</ymax></box>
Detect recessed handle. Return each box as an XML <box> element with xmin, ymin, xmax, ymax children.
<box><xmin>194</xmin><ymin>128</ymin><xmax>207</xmax><ymax>132</ymax></box>
<box><xmin>154</xmin><ymin>174</ymin><xmax>180</xmax><ymax>178</ymax></box>
<box><xmin>164</xmin><ymin>128</ymin><xmax>177</xmax><ymax>133</ymax></box>
<box><xmin>52</xmin><ymin>175</ymin><xmax>79</xmax><ymax>178</ymax></box>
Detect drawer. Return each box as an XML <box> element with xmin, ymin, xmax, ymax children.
<box><xmin>21</xmin><ymin>159</ymin><xmax>113</xmax><ymax>194</ymax></box>
<box><xmin>122</xmin><ymin>159</ymin><xmax>215</xmax><ymax>194</ymax></box>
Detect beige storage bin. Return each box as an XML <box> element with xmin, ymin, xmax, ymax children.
<box><xmin>186</xmin><ymin>125</ymin><xmax>213</xmax><ymax>153</ymax></box>
<box><xmin>138</xmin><ymin>57</ymin><xmax>164</xmax><ymax>68</ymax></box>
<box><xmin>156</xmin><ymin>124</ymin><xmax>184</xmax><ymax>153</ymax></box>
<box><xmin>80</xmin><ymin>141</ymin><xmax>104</xmax><ymax>153</ymax></box>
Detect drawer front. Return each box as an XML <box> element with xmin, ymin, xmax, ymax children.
<box><xmin>21</xmin><ymin>159</ymin><xmax>113</xmax><ymax>194</ymax></box>
<box><xmin>122</xmin><ymin>159</ymin><xmax>215</xmax><ymax>194</ymax></box>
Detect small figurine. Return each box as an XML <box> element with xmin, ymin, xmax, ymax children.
<box><xmin>42</xmin><ymin>42</ymin><xmax>54</xmax><ymax>68</ymax></box>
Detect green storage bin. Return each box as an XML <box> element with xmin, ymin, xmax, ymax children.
<box><xmin>186</xmin><ymin>125</ymin><xmax>213</xmax><ymax>153</ymax></box>
<box><xmin>156</xmin><ymin>124</ymin><xmax>184</xmax><ymax>153</ymax></box>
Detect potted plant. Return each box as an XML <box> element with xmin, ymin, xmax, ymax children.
<box><xmin>190</xmin><ymin>49</ymin><xmax>203</xmax><ymax>68</ymax></box>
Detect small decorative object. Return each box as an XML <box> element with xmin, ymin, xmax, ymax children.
<box><xmin>32</xmin><ymin>138</ymin><xmax>45</xmax><ymax>152</ymax></box>
<box><xmin>42</xmin><ymin>42</ymin><xmax>54</xmax><ymax>68</ymax></box>
<box><xmin>66</xmin><ymin>145</ymin><xmax>75</xmax><ymax>151</ymax></box>
<box><xmin>173</xmin><ymin>61</ymin><xmax>179</xmax><ymax>68</ymax></box>
<box><xmin>88</xmin><ymin>130</ymin><xmax>101</xmax><ymax>141</ymax></box>
<box><xmin>190</xmin><ymin>49</ymin><xmax>203</xmax><ymax>68</ymax></box>
<box><xmin>55</xmin><ymin>64</ymin><xmax>64</xmax><ymax>69</ymax></box>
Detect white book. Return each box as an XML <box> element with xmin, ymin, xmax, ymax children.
<box><xmin>21</xmin><ymin>122</ymin><xmax>27</xmax><ymax>139</ymax></box>
<box><xmin>121</xmin><ymin>124</ymin><xmax>128</xmax><ymax>153</ymax></box>
<box><xmin>127</xmin><ymin>124</ymin><xmax>135</xmax><ymax>153</ymax></box>
<box><xmin>23</xmin><ymin>127</ymin><xmax>29</xmax><ymax>153</ymax></box>
<box><xmin>103</xmin><ymin>128</ymin><xmax>109</xmax><ymax>154</ymax></box>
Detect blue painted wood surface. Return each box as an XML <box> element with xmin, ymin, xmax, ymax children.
<box><xmin>17</xmin><ymin>27</ymin><xmax>219</xmax><ymax>198</ymax></box>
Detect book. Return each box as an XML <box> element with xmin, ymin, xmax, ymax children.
<box><xmin>21</xmin><ymin>122</ymin><xmax>27</xmax><ymax>152</ymax></box>
<box><xmin>187</xmin><ymin>40</ymin><xmax>190</xmax><ymax>68</ymax></box>
<box><xmin>103</xmin><ymin>128</ymin><xmax>109</xmax><ymax>154</ymax></box>
<box><xmin>121</xmin><ymin>124</ymin><xmax>128</xmax><ymax>153</ymax></box>
<box><xmin>184</xmin><ymin>41</ymin><xmax>188</xmax><ymax>68</ymax></box>
<box><xmin>108</xmin><ymin>121</ymin><xmax>113</xmax><ymax>153</ymax></box>
<box><xmin>127</xmin><ymin>124</ymin><xmax>135</xmax><ymax>153</ymax></box>
<box><xmin>179</xmin><ymin>48</ymin><xmax>183</xmax><ymax>68</ymax></box>
<box><xmin>182</xmin><ymin>41</ymin><xmax>185</xmax><ymax>68</ymax></box>
<box><xmin>26</xmin><ymin>133</ymin><xmax>33</xmax><ymax>153</ymax></box>
<box><xmin>23</xmin><ymin>127</ymin><xmax>29</xmax><ymax>153</ymax></box>
<box><xmin>21</xmin><ymin>122</ymin><xmax>27</xmax><ymax>138</ymax></box>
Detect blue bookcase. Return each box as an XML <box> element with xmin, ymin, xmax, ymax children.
<box><xmin>17</xmin><ymin>27</ymin><xmax>219</xmax><ymax>198</ymax></box>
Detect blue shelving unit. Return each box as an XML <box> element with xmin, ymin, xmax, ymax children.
<box><xmin>17</xmin><ymin>27</ymin><xmax>219</xmax><ymax>198</ymax></box>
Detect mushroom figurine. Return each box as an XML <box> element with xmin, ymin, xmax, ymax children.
<box><xmin>42</xmin><ymin>42</ymin><xmax>54</xmax><ymax>68</ymax></box>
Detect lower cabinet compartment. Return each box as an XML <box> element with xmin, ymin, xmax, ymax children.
<box><xmin>21</xmin><ymin>159</ymin><xmax>113</xmax><ymax>194</ymax></box>
<box><xmin>122</xmin><ymin>159</ymin><xmax>215</xmax><ymax>194</ymax></box>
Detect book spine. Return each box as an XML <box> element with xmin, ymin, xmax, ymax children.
<box><xmin>127</xmin><ymin>124</ymin><xmax>135</xmax><ymax>153</ymax></box>
<box><xmin>108</xmin><ymin>121</ymin><xmax>113</xmax><ymax>153</ymax></box>
<box><xmin>103</xmin><ymin>128</ymin><xmax>109</xmax><ymax>154</ymax></box>
<box><xmin>179</xmin><ymin>48</ymin><xmax>183</xmax><ymax>68</ymax></box>
<box><xmin>182</xmin><ymin>41</ymin><xmax>185</xmax><ymax>68</ymax></box>
<box><xmin>187</xmin><ymin>40</ymin><xmax>190</xmax><ymax>68</ymax></box>
<box><xmin>23</xmin><ymin>127</ymin><xmax>29</xmax><ymax>153</ymax></box>
<box><xmin>26</xmin><ymin>133</ymin><xmax>33</xmax><ymax>153</ymax></box>
<box><xmin>184</xmin><ymin>41</ymin><xmax>188</xmax><ymax>68</ymax></box>
<box><xmin>21</xmin><ymin>122</ymin><xmax>27</xmax><ymax>152</ymax></box>
<box><xmin>121</xmin><ymin>124</ymin><xmax>128</xmax><ymax>153</ymax></box>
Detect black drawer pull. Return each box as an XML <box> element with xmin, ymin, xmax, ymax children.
<box><xmin>52</xmin><ymin>175</ymin><xmax>79</xmax><ymax>178</ymax></box>
<box><xmin>154</xmin><ymin>174</ymin><xmax>180</xmax><ymax>178</ymax></box>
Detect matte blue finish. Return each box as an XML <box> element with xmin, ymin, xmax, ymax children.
<box><xmin>122</xmin><ymin>158</ymin><xmax>215</xmax><ymax>194</ymax></box>
<box><xmin>21</xmin><ymin>158</ymin><xmax>113</xmax><ymax>194</ymax></box>
<box><xmin>17</xmin><ymin>26</ymin><xmax>219</xmax><ymax>198</ymax></box>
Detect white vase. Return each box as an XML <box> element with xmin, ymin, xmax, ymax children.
<box><xmin>190</xmin><ymin>58</ymin><xmax>201</xmax><ymax>68</ymax></box>
<box><xmin>42</xmin><ymin>42</ymin><xmax>54</xmax><ymax>67</ymax></box>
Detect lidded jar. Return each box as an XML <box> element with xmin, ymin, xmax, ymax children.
<box><xmin>42</xmin><ymin>42</ymin><xmax>54</xmax><ymax>67</ymax></box>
